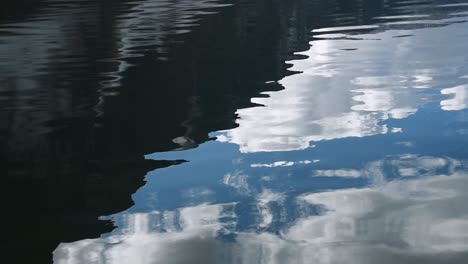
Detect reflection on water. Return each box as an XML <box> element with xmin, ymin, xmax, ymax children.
<box><xmin>95</xmin><ymin>0</ymin><xmax>232</xmax><ymax>106</ymax></box>
<box><xmin>221</xmin><ymin>7</ymin><xmax>468</xmax><ymax>152</ymax></box>
<box><xmin>55</xmin><ymin>155</ymin><xmax>468</xmax><ymax>263</ymax></box>
<box><xmin>2</xmin><ymin>0</ymin><xmax>233</xmax><ymax>262</ymax></box>
<box><xmin>3</xmin><ymin>0</ymin><xmax>468</xmax><ymax>263</ymax></box>
<box><xmin>442</xmin><ymin>84</ymin><xmax>468</xmax><ymax>111</ymax></box>
<box><xmin>55</xmin><ymin>0</ymin><xmax>468</xmax><ymax>261</ymax></box>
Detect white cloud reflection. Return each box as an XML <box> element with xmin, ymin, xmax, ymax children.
<box><xmin>54</xmin><ymin>203</ymin><xmax>236</xmax><ymax>264</ymax></box>
<box><xmin>222</xmin><ymin>171</ymin><xmax>250</xmax><ymax>195</ymax></box>
<box><xmin>219</xmin><ymin>20</ymin><xmax>468</xmax><ymax>153</ymax></box>
<box><xmin>287</xmin><ymin>173</ymin><xmax>468</xmax><ymax>262</ymax></box>
<box><xmin>251</xmin><ymin>160</ymin><xmax>315</xmax><ymax>168</ymax></box>
<box><xmin>54</xmin><ymin>155</ymin><xmax>468</xmax><ymax>264</ymax></box>
<box><xmin>441</xmin><ymin>84</ymin><xmax>468</xmax><ymax>111</ymax></box>
<box><xmin>313</xmin><ymin>155</ymin><xmax>459</xmax><ymax>181</ymax></box>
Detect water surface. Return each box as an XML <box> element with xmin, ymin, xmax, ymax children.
<box><xmin>3</xmin><ymin>0</ymin><xmax>468</xmax><ymax>263</ymax></box>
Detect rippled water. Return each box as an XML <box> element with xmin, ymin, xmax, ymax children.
<box><xmin>3</xmin><ymin>0</ymin><xmax>468</xmax><ymax>263</ymax></box>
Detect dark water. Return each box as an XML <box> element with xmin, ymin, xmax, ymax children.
<box><xmin>3</xmin><ymin>0</ymin><xmax>468</xmax><ymax>263</ymax></box>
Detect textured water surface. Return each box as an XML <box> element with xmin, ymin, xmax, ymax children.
<box><xmin>3</xmin><ymin>0</ymin><xmax>468</xmax><ymax>263</ymax></box>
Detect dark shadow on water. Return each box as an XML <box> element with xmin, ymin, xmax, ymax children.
<box><xmin>2</xmin><ymin>0</ymin><xmax>304</xmax><ymax>262</ymax></box>
<box><xmin>5</xmin><ymin>158</ymin><xmax>184</xmax><ymax>262</ymax></box>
